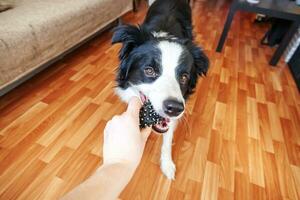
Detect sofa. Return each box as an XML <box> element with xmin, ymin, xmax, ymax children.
<box><xmin>0</xmin><ymin>0</ymin><xmax>133</xmax><ymax>96</ymax></box>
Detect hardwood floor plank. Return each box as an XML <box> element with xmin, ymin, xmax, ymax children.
<box><xmin>183</xmin><ymin>180</ymin><xmax>202</xmax><ymax>200</ymax></box>
<box><xmin>247</xmin><ymin>97</ymin><xmax>260</xmax><ymax>139</ymax></box>
<box><xmin>65</xmin><ymin>102</ymin><xmax>111</xmax><ymax>149</ymax></box>
<box><xmin>274</xmin><ymin>142</ymin><xmax>298</xmax><ymax>200</ymax></box>
<box><xmin>212</xmin><ymin>102</ymin><xmax>227</xmax><ymax>131</ymax></box>
<box><xmin>235</xmin><ymin>89</ymin><xmax>249</xmax><ymax>174</ymax></box>
<box><xmin>38</xmin><ymin>101</ymin><xmax>98</xmax><ymax>162</ymax></box>
<box><xmin>36</xmin><ymin>176</ymin><xmax>65</xmax><ymax>200</ymax></box>
<box><xmin>200</xmin><ymin>161</ymin><xmax>219</xmax><ymax>200</ymax></box>
<box><xmin>36</xmin><ymin>97</ymin><xmax>93</xmax><ymax>147</ymax></box>
<box><xmin>173</xmin><ymin>141</ymin><xmax>194</xmax><ymax>192</ymax></box>
<box><xmin>218</xmin><ymin>188</ymin><xmax>234</xmax><ymax>200</ymax></box>
<box><xmin>267</xmin><ymin>102</ymin><xmax>284</xmax><ymax>142</ymax></box>
<box><xmin>257</xmin><ymin>103</ymin><xmax>274</xmax><ymax>153</ymax></box>
<box><xmin>0</xmin><ymin>102</ymin><xmax>48</xmax><ymax>137</ymax></box>
<box><xmin>262</xmin><ymin>152</ymin><xmax>282</xmax><ymax>199</ymax></box>
<box><xmin>222</xmin><ymin>77</ymin><xmax>237</xmax><ymax>141</ymax></box>
<box><xmin>234</xmin><ymin>171</ymin><xmax>250</xmax><ymax>200</ymax></box>
<box><xmin>207</xmin><ymin>130</ymin><xmax>222</xmax><ymax>164</ymax></box>
<box><xmin>149</xmin><ymin>174</ymin><xmax>172</xmax><ymax>200</ymax></box>
<box><xmin>248</xmin><ymin>138</ymin><xmax>265</xmax><ymax>187</ymax></box>
<box><xmin>0</xmin><ymin>144</ymin><xmax>44</xmax><ymax>194</ymax></box>
<box><xmin>0</xmin><ymin>102</ymin><xmax>48</xmax><ymax>148</ymax></box>
<box><xmin>17</xmin><ymin>147</ymin><xmax>74</xmax><ymax>200</ymax></box>
<box><xmin>290</xmin><ymin>165</ymin><xmax>300</xmax><ymax>199</ymax></box>
<box><xmin>187</xmin><ymin>137</ymin><xmax>209</xmax><ymax>182</ymax></box>
<box><xmin>249</xmin><ymin>183</ymin><xmax>266</xmax><ymax>200</ymax></box>
<box><xmin>219</xmin><ymin>140</ymin><xmax>235</xmax><ymax>192</ymax></box>
<box><xmin>167</xmin><ymin>188</ymin><xmax>185</xmax><ymax>200</ymax></box>
<box><xmin>0</xmin><ymin>159</ymin><xmax>46</xmax><ymax>200</ymax></box>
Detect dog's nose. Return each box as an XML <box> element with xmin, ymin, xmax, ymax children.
<box><xmin>163</xmin><ymin>99</ymin><xmax>184</xmax><ymax>117</ymax></box>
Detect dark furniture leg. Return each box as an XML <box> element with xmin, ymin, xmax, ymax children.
<box><xmin>288</xmin><ymin>43</ymin><xmax>300</xmax><ymax>90</ymax></box>
<box><xmin>216</xmin><ymin>4</ymin><xmax>237</xmax><ymax>52</ymax></box>
<box><xmin>133</xmin><ymin>0</ymin><xmax>141</xmax><ymax>12</ymax></box>
<box><xmin>117</xmin><ymin>18</ymin><xmax>123</xmax><ymax>26</ymax></box>
<box><xmin>269</xmin><ymin>21</ymin><xmax>300</xmax><ymax>66</ymax></box>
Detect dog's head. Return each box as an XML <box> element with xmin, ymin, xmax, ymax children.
<box><xmin>112</xmin><ymin>25</ymin><xmax>209</xmax><ymax>130</ymax></box>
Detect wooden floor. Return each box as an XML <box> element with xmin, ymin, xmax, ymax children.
<box><xmin>0</xmin><ymin>0</ymin><xmax>300</xmax><ymax>199</ymax></box>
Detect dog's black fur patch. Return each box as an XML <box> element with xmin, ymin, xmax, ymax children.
<box><xmin>144</xmin><ymin>0</ymin><xmax>194</xmax><ymax>40</ymax></box>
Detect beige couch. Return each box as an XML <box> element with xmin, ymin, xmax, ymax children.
<box><xmin>0</xmin><ymin>0</ymin><xmax>132</xmax><ymax>95</ymax></box>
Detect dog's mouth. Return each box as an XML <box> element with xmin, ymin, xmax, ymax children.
<box><xmin>140</xmin><ymin>92</ymin><xmax>170</xmax><ymax>134</ymax></box>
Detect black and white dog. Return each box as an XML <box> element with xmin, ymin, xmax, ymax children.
<box><xmin>112</xmin><ymin>0</ymin><xmax>209</xmax><ymax>179</ymax></box>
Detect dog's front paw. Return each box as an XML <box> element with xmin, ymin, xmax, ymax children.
<box><xmin>160</xmin><ymin>159</ymin><xmax>176</xmax><ymax>180</ymax></box>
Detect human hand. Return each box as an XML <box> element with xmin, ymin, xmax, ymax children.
<box><xmin>103</xmin><ymin>97</ymin><xmax>152</xmax><ymax>171</ymax></box>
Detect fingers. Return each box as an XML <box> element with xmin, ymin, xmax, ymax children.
<box><xmin>126</xmin><ymin>96</ymin><xmax>142</xmax><ymax>118</ymax></box>
<box><xmin>141</xmin><ymin>127</ymin><xmax>152</xmax><ymax>140</ymax></box>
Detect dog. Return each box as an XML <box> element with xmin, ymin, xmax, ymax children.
<box><xmin>112</xmin><ymin>0</ymin><xmax>209</xmax><ymax>179</ymax></box>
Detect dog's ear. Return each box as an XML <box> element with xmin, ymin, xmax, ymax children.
<box><xmin>112</xmin><ymin>24</ymin><xmax>152</xmax><ymax>60</ymax></box>
<box><xmin>184</xmin><ymin>43</ymin><xmax>209</xmax><ymax>98</ymax></box>
<box><xmin>112</xmin><ymin>24</ymin><xmax>152</xmax><ymax>81</ymax></box>
<box><xmin>190</xmin><ymin>44</ymin><xmax>209</xmax><ymax>76</ymax></box>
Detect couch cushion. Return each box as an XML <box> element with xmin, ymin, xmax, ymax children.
<box><xmin>0</xmin><ymin>0</ymin><xmax>132</xmax><ymax>89</ymax></box>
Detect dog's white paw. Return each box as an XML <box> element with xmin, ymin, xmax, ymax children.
<box><xmin>160</xmin><ymin>159</ymin><xmax>176</xmax><ymax>180</ymax></box>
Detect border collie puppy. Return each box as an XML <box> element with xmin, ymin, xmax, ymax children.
<box><xmin>112</xmin><ymin>0</ymin><xmax>209</xmax><ymax>179</ymax></box>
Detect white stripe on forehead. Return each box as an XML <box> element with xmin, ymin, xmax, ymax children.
<box><xmin>154</xmin><ymin>41</ymin><xmax>185</xmax><ymax>105</ymax></box>
<box><xmin>158</xmin><ymin>41</ymin><xmax>183</xmax><ymax>75</ymax></box>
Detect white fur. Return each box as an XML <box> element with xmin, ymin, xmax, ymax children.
<box><xmin>148</xmin><ymin>0</ymin><xmax>156</xmax><ymax>6</ymax></box>
<box><xmin>152</xmin><ymin>31</ymin><xmax>177</xmax><ymax>40</ymax></box>
<box><xmin>138</xmin><ymin>41</ymin><xmax>185</xmax><ymax>118</ymax></box>
<box><xmin>160</xmin><ymin>120</ymin><xmax>177</xmax><ymax>179</ymax></box>
<box><xmin>152</xmin><ymin>31</ymin><xmax>168</xmax><ymax>38</ymax></box>
<box><xmin>115</xmin><ymin>40</ymin><xmax>185</xmax><ymax>179</ymax></box>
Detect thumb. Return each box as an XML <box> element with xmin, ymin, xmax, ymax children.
<box><xmin>141</xmin><ymin>127</ymin><xmax>152</xmax><ymax>141</ymax></box>
<box><xmin>126</xmin><ymin>96</ymin><xmax>142</xmax><ymax>118</ymax></box>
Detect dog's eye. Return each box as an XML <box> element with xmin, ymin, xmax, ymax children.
<box><xmin>144</xmin><ymin>66</ymin><xmax>156</xmax><ymax>77</ymax></box>
<box><xmin>180</xmin><ymin>73</ymin><xmax>189</xmax><ymax>84</ymax></box>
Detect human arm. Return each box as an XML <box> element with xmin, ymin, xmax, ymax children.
<box><xmin>61</xmin><ymin>97</ymin><xmax>151</xmax><ymax>200</ymax></box>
